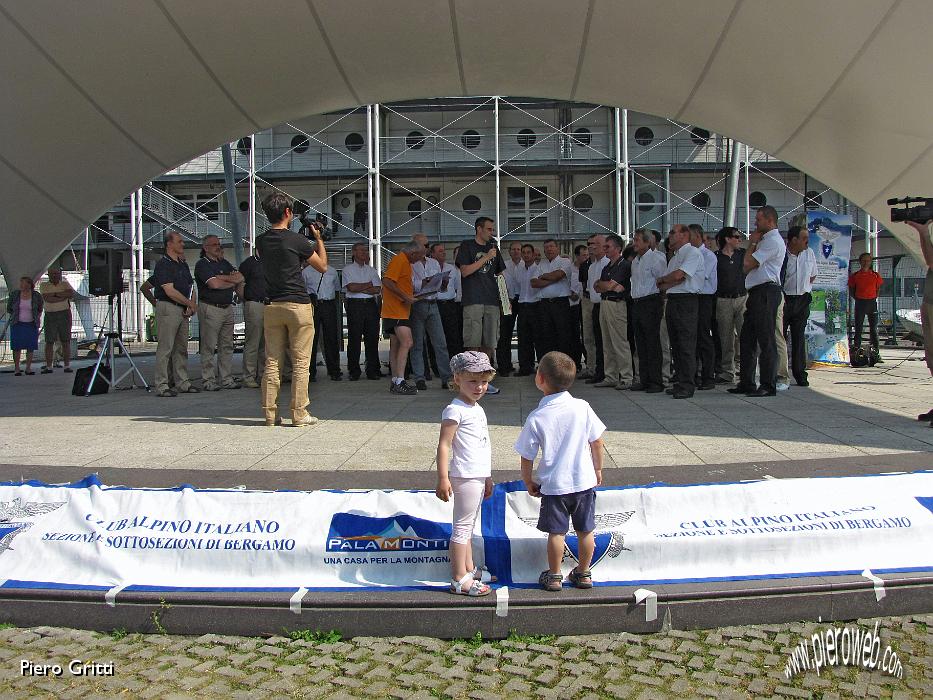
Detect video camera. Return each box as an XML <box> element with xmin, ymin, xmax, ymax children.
<box><xmin>292</xmin><ymin>198</ymin><xmax>331</xmax><ymax>242</ymax></box>
<box><xmin>888</xmin><ymin>196</ymin><xmax>933</xmax><ymax>224</ymax></box>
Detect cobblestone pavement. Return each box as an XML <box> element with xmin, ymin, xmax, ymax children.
<box><xmin>0</xmin><ymin>615</ymin><xmax>929</xmax><ymax>699</ymax></box>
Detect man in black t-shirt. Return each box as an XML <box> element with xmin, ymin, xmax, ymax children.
<box><xmin>195</xmin><ymin>235</ymin><xmax>244</xmax><ymax>391</ymax></box>
<box><xmin>455</xmin><ymin>216</ymin><xmax>506</xmax><ymax>394</ymax></box>
<box><xmin>152</xmin><ymin>231</ymin><xmax>199</xmax><ymax>397</ymax></box>
<box><xmin>256</xmin><ymin>193</ymin><xmax>328</xmax><ymax>427</ymax></box>
<box><xmin>238</xmin><ymin>241</ymin><xmax>266</xmax><ymax>388</ymax></box>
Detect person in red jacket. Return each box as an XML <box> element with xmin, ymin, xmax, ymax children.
<box><xmin>848</xmin><ymin>253</ymin><xmax>884</xmax><ymax>357</ymax></box>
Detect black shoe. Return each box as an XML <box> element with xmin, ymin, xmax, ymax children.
<box><xmin>628</xmin><ymin>383</ymin><xmax>646</xmax><ymax>392</ymax></box>
<box><xmin>645</xmin><ymin>386</ymin><xmax>664</xmax><ymax>394</ymax></box>
<box><xmin>796</xmin><ymin>379</ymin><xmax>810</xmax><ymax>387</ymax></box>
<box><xmin>366</xmin><ymin>374</ymin><xmax>381</xmax><ymax>381</ymax></box>
<box><xmin>672</xmin><ymin>391</ymin><xmax>694</xmax><ymax>399</ymax></box>
<box><xmin>329</xmin><ymin>374</ymin><xmax>342</xmax><ymax>381</ymax></box>
<box><xmin>441</xmin><ymin>381</ymin><xmax>449</xmax><ymax>390</ymax></box>
<box><xmin>584</xmin><ymin>375</ymin><xmax>603</xmax><ymax>384</ymax></box>
<box><xmin>416</xmin><ymin>380</ymin><xmax>427</xmax><ymax>390</ymax></box>
<box><xmin>697</xmin><ymin>382</ymin><xmax>716</xmax><ymax>391</ymax></box>
<box><xmin>390</xmin><ymin>381</ymin><xmax>417</xmax><ymax>395</ymax></box>
<box><xmin>745</xmin><ymin>388</ymin><xmax>776</xmax><ymax>397</ymax></box>
<box><xmin>714</xmin><ymin>377</ymin><xmax>730</xmax><ymax>384</ymax></box>
<box><xmin>349</xmin><ymin>375</ymin><xmax>361</xmax><ymax>382</ymax></box>
<box><xmin>727</xmin><ymin>386</ymin><xmax>753</xmax><ymax>394</ymax></box>
<box><xmin>498</xmin><ymin>369</ymin><xmax>513</xmax><ymax>377</ymax></box>
<box><xmin>516</xmin><ymin>369</ymin><xmax>534</xmax><ymax>377</ymax></box>
<box><xmin>665</xmin><ymin>387</ymin><xmax>675</xmax><ymax>395</ymax></box>
<box><xmin>918</xmin><ymin>410</ymin><xmax>933</xmax><ymax>422</ymax></box>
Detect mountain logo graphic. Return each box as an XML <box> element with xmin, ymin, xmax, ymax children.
<box><xmin>326</xmin><ymin>513</ymin><xmax>451</xmax><ymax>552</ymax></box>
<box><xmin>0</xmin><ymin>498</ymin><xmax>66</xmax><ymax>556</ymax></box>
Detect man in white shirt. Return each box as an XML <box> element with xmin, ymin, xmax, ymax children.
<box><xmin>689</xmin><ymin>224</ymin><xmax>718</xmax><ymax>390</ymax></box>
<box><xmin>629</xmin><ymin>229</ymin><xmax>667</xmax><ymax>393</ymax></box>
<box><xmin>579</xmin><ymin>234</ymin><xmax>607</xmax><ymax>383</ymax></box>
<box><xmin>516</xmin><ymin>244</ymin><xmax>543</xmax><ymax>375</ymax></box>
<box><xmin>531</xmin><ymin>238</ymin><xmax>576</xmax><ymax>365</ymax></box>
<box><xmin>342</xmin><ymin>241</ymin><xmax>383</xmax><ymax>381</ymax></box>
<box><xmin>728</xmin><ymin>206</ymin><xmax>787</xmax><ymax>397</ymax></box>
<box><xmin>782</xmin><ymin>225</ymin><xmax>817</xmax><ymax>387</ymax></box>
<box><xmin>432</xmin><ymin>242</ymin><xmax>463</xmax><ymax>359</ymax></box>
<box><xmin>656</xmin><ymin>224</ymin><xmax>703</xmax><ymax>399</ymax></box>
<box><xmin>496</xmin><ymin>240</ymin><xmax>523</xmax><ymax>376</ymax></box>
<box><xmin>410</xmin><ymin>233</ymin><xmax>452</xmax><ymax>390</ymax></box>
<box><xmin>302</xmin><ymin>263</ymin><xmax>342</xmax><ymax>381</ymax></box>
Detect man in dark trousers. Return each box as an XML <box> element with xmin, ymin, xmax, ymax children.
<box><xmin>341</xmin><ymin>241</ymin><xmax>383</xmax><ymax>381</ymax></box>
<box><xmin>728</xmin><ymin>206</ymin><xmax>786</xmax><ymax>397</ymax></box>
<box><xmin>782</xmin><ymin>225</ymin><xmax>817</xmax><ymax>386</ymax></box>
<box><xmin>629</xmin><ymin>229</ymin><xmax>667</xmax><ymax>393</ymax></box>
<box><xmin>848</xmin><ymin>252</ymin><xmax>884</xmax><ymax>359</ymax></box>
<box><xmin>656</xmin><ymin>224</ymin><xmax>704</xmax><ymax>399</ymax></box>
<box><xmin>195</xmin><ymin>235</ymin><xmax>244</xmax><ymax>391</ymax></box>
<box><xmin>238</xmin><ymin>241</ymin><xmax>266</xmax><ymax>388</ymax></box>
<box><xmin>531</xmin><ymin>238</ymin><xmax>576</xmax><ymax>363</ymax></box>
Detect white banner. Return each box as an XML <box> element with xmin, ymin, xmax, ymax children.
<box><xmin>490</xmin><ymin>473</ymin><xmax>933</xmax><ymax>586</ymax></box>
<box><xmin>1</xmin><ymin>473</ymin><xmax>931</xmax><ymax>593</ymax></box>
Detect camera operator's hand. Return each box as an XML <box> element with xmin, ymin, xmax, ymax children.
<box><xmin>905</xmin><ymin>220</ymin><xmax>932</xmax><ymax>234</ymax></box>
<box><xmin>309</xmin><ymin>222</ymin><xmax>324</xmax><ymax>241</ymax></box>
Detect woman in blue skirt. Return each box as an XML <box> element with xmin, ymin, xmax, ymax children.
<box><xmin>6</xmin><ymin>276</ymin><xmax>43</xmax><ymax>375</ymax></box>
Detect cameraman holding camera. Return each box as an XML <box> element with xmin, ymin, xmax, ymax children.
<box><xmin>906</xmin><ymin>218</ymin><xmax>933</xmax><ymax>425</ymax></box>
<box><xmin>256</xmin><ymin>193</ymin><xmax>328</xmax><ymax>427</ymax></box>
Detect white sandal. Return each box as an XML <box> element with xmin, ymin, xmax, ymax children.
<box><xmin>472</xmin><ymin>566</ymin><xmax>497</xmax><ymax>583</ymax></box>
<box><xmin>449</xmin><ymin>572</ymin><xmax>491</xmax><ymax>596</ymax></box>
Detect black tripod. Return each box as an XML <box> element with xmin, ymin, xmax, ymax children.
<box><xmin>86</xmin><ymin>292</ymin><xmax>149</xmax><ymax>394</ymax></box>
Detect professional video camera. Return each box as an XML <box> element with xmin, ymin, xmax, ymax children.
<box><xmin>888</xmin><ymin>196</ymin><xmax>933</xmax><ymax>224</ymax></box>
<box><xmin>292</xmin><ymin>198</ymin><xmax>332</xmax><ymax>241</ymax></box>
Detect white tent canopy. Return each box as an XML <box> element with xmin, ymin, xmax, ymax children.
<box><xmin>0</xmin><ymin>0</ymin><xmax>928</xmax><ymax>281</ymax></box>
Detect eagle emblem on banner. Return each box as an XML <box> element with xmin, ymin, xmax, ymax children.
<box><xmin>519</xmin><ymin>510</ymin><xmax>635</xmax><ymax>567</ymax></box>
<box><xmin>0</xmin><ymin>498</ymin><xmax>66</xmax><ymax>555</ymax></box>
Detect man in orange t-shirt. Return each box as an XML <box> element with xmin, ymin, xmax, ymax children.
<box><xmin>381</xmin><ymin>241</ymin><xmax>425</xmax><ymax>395</ymax></box>
<box><xmin>847</xmin><ymin>252</ymin><xmax>884</xmax><ymax>355</ymax></box>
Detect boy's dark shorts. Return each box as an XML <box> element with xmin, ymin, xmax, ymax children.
<box><xmin>537</xmin><ymin>488</ymin><xmax>596</xmax><ymax>534</ymax></box>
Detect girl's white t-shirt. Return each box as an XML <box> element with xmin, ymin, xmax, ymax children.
<box><xmin>441</xmin><ymin>398</ymin><xmax>492</xmax><ymax>478</ymax></box>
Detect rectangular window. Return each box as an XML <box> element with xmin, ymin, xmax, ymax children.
<box><xmin>507</xmin><ymin>185</ymin><xmax>549</xmax><ymax>234</ymax></box>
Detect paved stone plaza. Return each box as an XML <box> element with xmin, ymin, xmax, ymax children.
<box><xmin>1</xmin><ymin>345</ymin><xmax>931</xmax><ymax>698</ymax></box>
<box><xmin>0</xmin><ymin>346</ymin><xmax>931</xmax><ymax>474</ymax></box>
<box><xmin>1</xmin><ymin>615</ymin><xmax>930</xmax><ymax>699</ymax></box>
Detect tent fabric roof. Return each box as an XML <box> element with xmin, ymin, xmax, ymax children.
<box><xmin>0</xmin><ymin>0</ymin><xmax>927</xmax><ymax>280</ymax></box>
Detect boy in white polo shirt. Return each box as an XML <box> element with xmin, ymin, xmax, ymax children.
<box><xmin>515</xmin><ymin>351</ymin><xmax>606</xmax><ymax>591</ymax></box>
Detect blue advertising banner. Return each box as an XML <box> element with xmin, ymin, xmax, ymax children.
<box><xmin>806</xmin><ymin>212</ymin><xmax>853</xmax><ymax>364</ymax></box>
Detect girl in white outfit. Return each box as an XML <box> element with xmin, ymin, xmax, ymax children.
<box><xmin>436</xmin><ymin>351</ymin><xmax>497</xmax><ymax>596</ymax></box>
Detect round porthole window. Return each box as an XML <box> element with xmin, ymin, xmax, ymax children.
<box><xmin>637</xmin><ymin>192</ymin><xmax>656</xmax><ymax>210</ymax></box>
<box><xmin>406</xmin><ymin>131</ymin><xmax>426</xmax><ymax>150</ymax></box>
<box><xmin>691</xmin><ymin>193</ymin><xmax>711</xmax><ymax>209</ymax></box>
<box><xmin>290</xmin><ymin>135</ymin><xmax>309</xmax><ymax>153</ymax></box>
<box><xmin>634</xmin><ymin>127</ymin><xmax>654</xmax><ymax>146</ymax></box>
<box><xmin>571</xmin><ymin>128</ymin><xmax>591</xmax><ymax>147</ymax></box>
<box><xmin>461</xmin><ymin>130</ymin><xmax>481</xmax><ymax>149</ymax></box>
<box><xmin>805</xmin><ymin>190</ymin><xmax>823</xmax><ymax>208</ymax></box>
<box><xmin>408</xmin><ymin>200</ymin><xmax>422</xmax><ymax>217</ymax></box>
<box><xmin>517</xmin><ymin>129</ymin><xmax>536</xmax><ymax>148</ymax></box>
<box><xmin>689</xmin><ymin>127</ymin><xmax>710</xmax><ymax>145</ymax></box>
<box><xmin>462</xmin><ymin>195</ymin><xmax>482</xmax><ymax>214</ymax></box>
<box><xmin>749</xmin><ymin>191</ymin><xmax>767</xmax><ymax>207</ymax></box>
<box><xmin>236</xmin><ymin>137</ymin><xmax>251</xmax><ymax>156</ymax></box>
<box><xmin>345</xmin><ymin>133</ymin><xmax>364</xmax><ymax>152</ymax></box>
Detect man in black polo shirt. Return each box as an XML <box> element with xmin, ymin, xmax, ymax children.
<box><xmin>256</xmin><ymin>193</ymin><xmax>328</xmax><ymax>427</ymax></box>
<box><xmin>714</xmin><ymin>227</ymin><xmax>746</xmax><ymax>384</ymax></box>
<box><xmin>152</xmin><ymin>231</ymin><xmax>199</xmax><ymax>397</ymax></box>
<box><xmin>594</xmin><ymin>234</ymin><xmax>634</xmax><ymax>389</ymax></box>
<box><xmin>238</xmin><ymin>240</ymin><xmax>265</xmax><ymax>388</ymax></box>
<box><xmin>195</xmin><ymin>235</ymin><xmax>244</xmax><ymax>391</ymax></box>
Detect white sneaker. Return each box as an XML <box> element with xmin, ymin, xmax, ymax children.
<box><xmin>776</xmin><ymin>382</ymin><xmax>790</xmax><ymax>392</ymax></box>
<box><xmin>485</xmin><ymin>384</ymin><xmax>501</xmax><ymax>395</ymax></box>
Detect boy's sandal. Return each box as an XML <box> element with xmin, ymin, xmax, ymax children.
<box><xmin>568</xmin><ymin>567</ymin><xmax>593</xmax><ymax>589</ymax></box>
<box><xmin>449</xmin><ymin>573</ymin><xmax>491</xmax><ymax>597</ymax></box>
<box><xmin>472</xmin><ymin>565</ymin><xmax>497</xmax><ymax>583</ymax></box>
<box><xmin>538</xmin><ymin>570</ymin><xmax>563</xmax><ymax>592</ymax></box>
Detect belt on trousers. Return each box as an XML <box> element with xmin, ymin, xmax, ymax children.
<box><xmin>203</xmin><ymin>302</ymin><xmax>231</xmax><ymax>309</ymax></box>
<box><xmin>540</xmin><ymin>297</ymin><xmax>568</xmax><ymax>303</ymax></box>
<box><xmin>346</xmin><ymin>297</ymin><xmax>377</xmax><ymax>302</ymax></box>
<box><xmin>717</xmin><ymin>292</ymin><xmax>747</xmax><ymax>299</ymax></box>
<box><xmin>748</xmin><ymin>282</ymin><xmax>780</xmax><ymax>292</ymax></box>
<box><xmin>633</xmin><ymin>293</ymin><xmax>660</xmax><ymax>302</ymax></box>
<box><xmin>415</xmin><ymin>299</ymin><xmax>437</xmax><ymax>304</ymax></box>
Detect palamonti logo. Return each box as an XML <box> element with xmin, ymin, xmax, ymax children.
<box><xmin>784</xmin><ymin>621</ymin><xmax>904</xmax><ymax>680</ymax></box>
